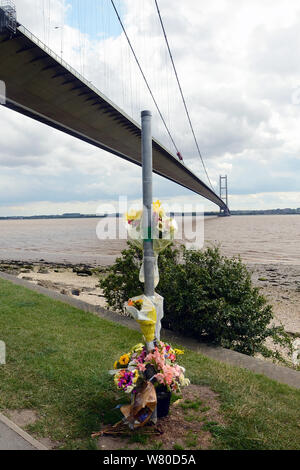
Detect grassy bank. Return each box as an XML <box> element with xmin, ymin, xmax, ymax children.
<box><xmin>0</xmin><ymin>278</ymin><xmax>299</xmax><ymax>450</ymax></box>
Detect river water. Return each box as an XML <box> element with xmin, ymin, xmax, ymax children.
<box><xmin>0</xmin><ymin>214</ymin><xmax>299</xmax><ymax>266</ymax></box>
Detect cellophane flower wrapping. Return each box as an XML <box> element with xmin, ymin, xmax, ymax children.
<box><xmin>125</xmin><ymin>295</ymin><xmax>157</xmax><ymax>344</ymax></box>
<box><xmin>125</xmin><ymin>201</ymin><xmax>178</xmax><ymax>287</ymax></box>
<box><xmin>120</xmin><ymin>381</ymin><xmax>157</xmax><ymax>429</ymax></box>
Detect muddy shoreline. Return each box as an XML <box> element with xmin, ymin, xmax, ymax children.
<box><xmin>248</xmin><ymin>263</ymin><xmax>300</xmax><ymax>337</ymax></box>
<box><xmin>0</xmin><ymin>260</ymin><xmax>109</xmax><ymax>308</ymax></box>
<box><xmin>1</xmin><ymin>259</ymin><xmax>299</xmax><ymax>338</ymax></box>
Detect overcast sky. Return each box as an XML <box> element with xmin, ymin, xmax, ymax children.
<box><xmin>0</xmin><ymin>0</ymin><xmax>300</xmax><ymax>216</ymax></box>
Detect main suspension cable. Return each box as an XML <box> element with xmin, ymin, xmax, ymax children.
<box><xmin>110</xmin><ymin>0</ymin><xmax>180</xmax><ymax>156</ymax></box>
<box><xmin>154</xmin><ymin>0</ymin><xmax>214</xmax><ymax>190</ymax></box>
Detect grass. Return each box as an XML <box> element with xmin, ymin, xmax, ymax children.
<box><xmin>0</xmin><ymin>278</ymin><xmax>299</xmax><ymax>450</ymax></box>
<box><xmin>180</xmin><ymin>398</ymin><xmax>203</xmax><ymax>410</ymax></box>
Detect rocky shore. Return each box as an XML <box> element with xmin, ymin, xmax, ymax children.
<box><xmin>0</xmin><ymin>260</ymin><xmax>108</xmax><ymax>308</ymax></box>
<box><xmin>1</xmin><ymin>259</ymin><xmax>299</xmax><ymax>338</ymax></box>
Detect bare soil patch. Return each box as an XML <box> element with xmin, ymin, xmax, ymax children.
<box><xmin>95</xmin><ymin>384</ymin><xmax>225</xmax><ymax>450</ymax></box>
<box><xmin>4</xmin><ymin>408</ymin><xmax>40</xmax><ymax>428</ymax></box>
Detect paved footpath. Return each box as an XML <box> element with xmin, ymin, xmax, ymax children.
<box><xmin>0</xmin><ymin>413</ymin><xmax>48</xmax><ymax>451</ymax></box>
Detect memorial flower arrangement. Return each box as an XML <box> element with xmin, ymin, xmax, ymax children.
<box><xmin>127</xmin><ymin>298</ymin><xmax>143</xmax><ymax>311</ymax></box>
<box><xmin>111</xmin><ymin>341</ymin><xmax>190</xmax><ymax>395</ymax></box>
<box><xmin>107</xmin><ymin>199</ymin><xmax>189</xmax><ymax>429</ymax></box>
<box><xmin>113</xmin><ymin>368</ymin><xmax>141</xmax><ymax>394</ymax></box>
<box><xmin>125</xmin><ymin>200</ymin><xmax>178</xmax><ymax>286</ymax></box>
<box><xmin>125</xmin><ymin>200</ymin><xmax>177</xmax><ymax>252</ymax></box>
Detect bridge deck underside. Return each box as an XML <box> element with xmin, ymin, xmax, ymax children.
<box><xmin>0</xmin><ymin>26</ymin><xmax>227</xmax><ymax>210</ymax></box>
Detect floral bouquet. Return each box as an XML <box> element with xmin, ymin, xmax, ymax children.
<box><xmin>141</xmin><ymin>341</ymin><xmax>190</xmax><ymax>393</ymax></box>
<box><xmin>114</xmin><ymin>368</ymin><xmax>141</xmax><ymax>394</ymax></box>
<box><xmin>125</xmin><ymin>200</ymin><xmax>177</xmax><ymax>250</ymax></box>
<box><xmin>125</xmin><ymin>200</ymin><xmax>177</xmax><ymax>287</ymax></box>
<box><xmin>111</xmin><ymin>341</ymin><xmax>190</xmax><ymax>395</ymax></box>
<box><xmin>110</xmin><ymin>341</ymin><xmax>189</xmax><ymax>428</ymax></box>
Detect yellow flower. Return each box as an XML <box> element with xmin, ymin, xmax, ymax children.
<box><xmin>114</xmin><ymin>374</ymin><xmax>119</xmax><ymax>387</ymax></box>
<box><xmin>174</xmin><ymin>348</ymin><xmax>184</xmax><ymax>355</ymax></box>
<box><xmin>153</xmin><ymin>200</ymin><xmax>165</xmax><ymax>218</ymax></box>
<box><xmin>119</xmin><ymin>354</ymin><xmax>130</xmax><ymax>366</ymax></box>
<box><xmin>132</xmin><ymin>369</ymin><xmax>139</xmax><ymax>384</ymax></box>
<box><xmin>153</xmin><ymin>200</ymin><xmax>161</xmax><ymax>212</ymax></box>
<box><xmin>125</xmin><ymin>209</ymin><xmax>142</xmax><ymax>221</ymax></box>
<box><xmin>129</xmin><ymin>343</ymin><xmax>144</xmax><ymax>355</ymax></box>
<box><xmin>113</xmin><ymin>360</ymin><xmax>118</xmax><ymax>369</ymax></box>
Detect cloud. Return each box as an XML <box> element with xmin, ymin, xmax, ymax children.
<box><xmin>0</xmin><ymin>0</ymin><xmax>300</xmax><ymax>215</ymax></box>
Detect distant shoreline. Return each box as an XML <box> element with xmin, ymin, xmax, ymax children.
<box><xmin>0</xmin><ymin>209</ymin><xmax>299</xmax><ymax>220</ymax></box>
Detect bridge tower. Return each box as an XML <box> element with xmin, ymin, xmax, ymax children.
<box><xmin>219</xmin><ymin>175</ymin><xmax>230</xmax><ymax>216</ymax></box>
<box><xmin>0</xmin><ymin>1</ymin><xmax>17</xmax><ymax>34</ymax></box>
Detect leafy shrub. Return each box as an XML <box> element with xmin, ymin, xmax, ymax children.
<box><xmin>99</xmin><ymin>242</ymin><xmax>144</xmax><ymax>312</ymax></box>
<box><xmin>99</xmin><ymin>242</ymin><xmax>292</xmax><ymax>361</ymax></box>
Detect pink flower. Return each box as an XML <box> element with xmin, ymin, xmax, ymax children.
<box><xmin>155</xmin><ymin>373</ymin><xmax>165</xmax><ymax>384</ymax></box>
<box><xmin>162</xmin><ymin>364</ymin><xmax>175</xmax><ymax>385</ymax></box>
<box><xmin>137</xmin><ymin>362</ymin><xmax>146</xmax><ymax>372</ymax></box>
<box><xmin>145</xmin><ymin>348</ymin><xmax>164</xmax><ymax>370</ymax></box>
<box><xmin>173</xmin><ymin>364</ymin><xmax>182</xmax><ymax>377</ymax></box>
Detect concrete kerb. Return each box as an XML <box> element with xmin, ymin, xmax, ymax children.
<box><xmin>0</xmin><ymin>271</ymin><xmax>299</xmax><ymax>390</ymax></box>
<box><xmin>0</xmin><ymin>271</ymin><xmax>141</xmax><ymax>333</ymax></box>
<box><xmin>0</xmin><ymin>413</ymin><xmax>48</xmax><ymax>450</ymax></box>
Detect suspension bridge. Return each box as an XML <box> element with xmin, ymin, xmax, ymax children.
<box><xmin>0</xmin><ymin>1</ymin><xmax>230</xmax><ymax>215</ymax></box>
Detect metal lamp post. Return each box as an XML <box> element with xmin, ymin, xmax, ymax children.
<box><xmin>141</xmin><ymin>110</ymin><xmax>158</xmax><ymax>423</ymax></box>
<box><xmin>141</xmin><ymin>110</ymin><xmax>155</xmax><ymax>299</ymax></box>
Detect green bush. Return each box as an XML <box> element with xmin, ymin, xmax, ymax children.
<box><xmin>99</xmin><ymin>242</ymin><xmax>292</xmax><ymax>361</ymax></box>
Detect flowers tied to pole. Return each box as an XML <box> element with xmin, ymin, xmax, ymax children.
<box><xmin>111</xmin><ymin>341</ymin><xmax>189</xmax><ymax>395</ymax></box>
<box><xmin>112</xmin><ymin>200</ymin><xmax>189</xmax><ymax>429</ymax></box>
<box><xmin>125</xmin><ymin>200</ymin><xmax>178</xmax><ymax>287</ymax></box>
<box><xmin>110</xmin><ymin>341</ymin><xmax>190</xmax><ymax>428</ymax></box>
